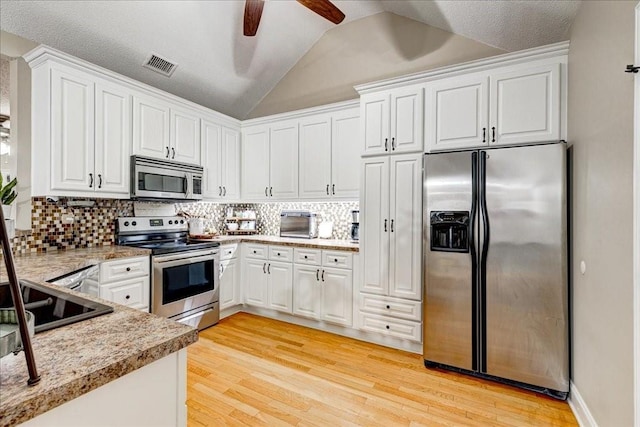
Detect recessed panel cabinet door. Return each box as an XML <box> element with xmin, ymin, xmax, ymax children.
<box><xmin>269</xmin><ymin>121</ymin><xmax>299</xmax><ymax>199</ymax></box>
<box><xmin>321</xmin><ymin>267</ymin><xmax>353</xmax><ymax>326</ymax></box>
<box><xmin>389</xmin><ymin>154</ymin><xmax>422</xmax><ymax>300</ymax></box>
<box><xmin>299</xmin><ymin>115</ymin><xmax>332</xmax><ymax>199</ymax></box>
<box><xmin>361</xmin><ymin>93</ymin><xmax>390</xmax><ymax>156</ymax></box>
<box><xmin>267</xmin><ymin>261</ymin><xmax>293</xmax><ymax>313</ymax></box>
<box><xmin>241</xmin><ymin>127</ymin><xmax>270</xmax><ymax>200</ymax></box>
<box><xmin>360</xmin><ymin>157</ymin><xmax>390</xmax><ymax>295</ymax></box>
<box><xmin>220</xmin><ymin>257</ymin><xmax>240</xmax><ymax>310</ymax></box>
<box><xmin>50</xmin><ymin>67</ymin><xmax>95</xmax><ymax>191</ymax></box>
<box><xmin>331</xmin><ymin>108</ymin><xmax>360</xmax><ymax>198</ymax></box>
<box><xmin>222</xmin><ymin>127</ymin><xmax>241</xmax><ymax>199</ymax></box>
<box><xmin>425</xmin><ymin>74</ymin><xmax>489</xmax><ymax>152</ymax></box>
<box><xmin>243</xmin><ymin>258</ymin><xmax>267</xmax><ymax>307</ymax></box>
<box><xmin>490</xmin><ymin>63</ymin><xmax>560</xmax><ymax>146</ymax></box>
<box><xmin>390</xmin><ymin>86</ymin><xmax>423</xmax><ymax>153</ymax></box>
<box><xmin>95</xmin><ymin>83</ymin><xmax>131</xmax><ymax>195</ymax></box>
<box><xmin>293</xmin><ymin>265</ymin><xmax>321</xmax><ymax>319</ymax></box>
<box><xmin>201</xmin><ymin>120</ymin><xmax>222</xmax><ymax>199</ymax></box>
<box><xmin>132</xmin><ymin>94</ymin><xmax>170</xmax><ymax>160</ymax></box>
<box><xmin>171</xmin><ymin>107</ymin><xmax>201</xmax><ymax>164</ymax></box>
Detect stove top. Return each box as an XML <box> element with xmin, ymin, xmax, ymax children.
<box><xmin>133</xmin><ymin>240</ymin><xmax>220</xmax><ymax>255</ymax></box>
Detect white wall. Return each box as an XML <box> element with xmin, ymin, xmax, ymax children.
<box><xmin>568</xmin><ymin>1</ymin><xmax>636</xmax><ymax>425</ymax></box>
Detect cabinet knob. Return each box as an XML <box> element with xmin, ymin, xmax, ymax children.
<box><xmin>334</xmin><ymin>258</ymin><xmax>338</xmax><ymax>262</ymax></box>
<box><xmin>277</xmin><ymin>252</ymin><xmax>281</xmax><ymax>256</ymax></box>
<box><xmin>304</xmin><ymin>255</ymin><xmax>308</xmax><ymax>259</ymax></box>
<box><xmin>385</xmin><ymin>325</ymin><xmax>390</xmax><ymax>330</ymax></box>
<box><xmin>125</xmin><ymin>295</ymin><xmax>130</xmax><ymax>300</ymax></box>
<box><xmin>253</xmin><ymin>250</ymin><xmax>257</xmax><ymax>254</ymax></box>
<box><xmin>386</xmin><ymin>305</ymin><xmax>390</xmax><ymax>309</ymax></box>
<box><xmin>126</xmin><ymin>267</ymin><xmax>131</xmax><ymax>272</ymax></box>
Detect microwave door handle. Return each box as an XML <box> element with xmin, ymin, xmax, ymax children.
<box><xmin>184</xmin><ymin>173</ymin><xmax>191</xmax><ymax>199</ymax></box>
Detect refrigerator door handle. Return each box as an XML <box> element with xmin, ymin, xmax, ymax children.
<box><xmin>470</xmin><ymin>151</ymin><xmax>479</xmax><ymax>371</ymax></box>
<box><xmin>479</xmin><ymin>150</ymin><xmax>490</xmax><ymax>372</ymax></box>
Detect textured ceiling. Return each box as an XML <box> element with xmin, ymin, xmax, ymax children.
<box><xmin>0</xmin><ymin>1</ymin><xmax>580</xmax><ymax>119</ymax></box>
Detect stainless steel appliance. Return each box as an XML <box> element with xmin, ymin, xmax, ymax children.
<box><xmin>423</xmin><ymin>142</ymin><xmax>568</xmax><ymax>399</ymax></box>
<box><xmin>350</xmin><ymin>210</ymin><xmax>359</xmax><ymax>242</ymax></box>
<box><xmin>130</xmin><ymin>156</ymin><xmax>203</xmax><ymax>201</ymax></box>
<box><xmin>280</xmin><ymin>210</ymin><xmax>318</xmax><ymax>239</ymax></box>
<box><xmin>116</xmin><ymin>217</ymin><xmax>220</xmax><ymax>330</ymax></box>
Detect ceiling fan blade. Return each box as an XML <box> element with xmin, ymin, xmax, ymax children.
<box><xmin>296</xmin><ymin>0</ymin><xmax>345</xmax><ymax>25</ymax></box>
<box><xmin>244</xmin><ymin>0</ymin><xmax>265</xmax><ymax>36</ymax></box>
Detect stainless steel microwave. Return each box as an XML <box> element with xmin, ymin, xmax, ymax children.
<box><xmin>131</xmin><ymin>156</ymin><xmax>203</xmax><ymax>201</ymax></box>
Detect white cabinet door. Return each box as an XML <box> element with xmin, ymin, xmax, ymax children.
<box><xmin>132</xmin><ymin>94</ymin><xmax>170</xmax><ymax>160</ymax></box>
<box><xmin>389</xmin><ymin>154</ymin><xmax>422</xmax><ymax>300</ymax></box>
<box><xmin>201</xmin><ymin>120</ymin><xmax>223</xmax><ymax>199</ymax></box>
<box><xmin>360</xmin><ymin>157</ymin><xmax>390</xmax><ymax>295</ymax></box>
<box><xmin>321</xmin><ymin>267</ymin><xmax>352</xmax><ymax>326</ymax></box>
<box><xmin>222</xmin><ymin>127</ymin><xmax>241</xmax><ymax>199</ymax></box>
<box><xmin>361</xmin><ymin>92</ymin><xmax>390</xmax><ymax>156</ymax></box>
<box><xmin>390</xmin><ymin>86</ymin><xmax>423</xmax><ymax>153</ymax></box>
<box><xmin>293</xmin><ymin>265</ymin><xmax>322</xmax><ymax>320</ymax></box>
<box><xmin>170</xmin><ymin>107</ymin><xmax>201</xmax><ymax>164</ymax></box>
<box><xmin>242</xmin><ymin>127</ymin><xmax>270</xmax><ymax>200</ymax></box>
<box><xmin>299</xmin><ymin>115</ymin><xmax>332</xmax><ymax>199</ymax></box>
<box><xmin>94</xmin><ymin>82</ymin><xmax>131</xmax><ymax>195</ymax></box>
<box><xmin>243</xmin><ymin>258</ymin><xmax>268</xmax><ymax>307</ymax></box>
<box><xmin>267</xmin><ymin>261</ymin><xmax>293</xmax><ymax>313</ymax></box>
<box><xmin>220</xmin><ymin>257</ymin><xmax>240</xmax><ymax>310</ymax></box>
<box><xmin>490</xmin><ymin>63</ymin><xmax>560</xmax><ymax>146</ymax></box>
<box><xmin>269</xmin><ymin>121</ymin><xmax>298</xmax><ymax>199</ymax></box>
<box><xmin>50</xmin><ymin>67</ymin><xmax>95</xmax><ymax>192</ymax></box>
<box><xmin>331</xmin><ymin>108</ymin><xmax>360</xmax><ymax>198</ymax></box>
<box><xmin>425</xmin><ymin>74</ymin><xmax>489</xmax><ymax>152</ymax></box>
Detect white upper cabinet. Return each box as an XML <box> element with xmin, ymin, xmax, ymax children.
<box><xmin>133</xmin><ymin>93</ymin><xmax>201</xmax><ymax>164</ymax></box>
<box><xmin>299</xmin><ymin>114</ymin><xmax>332</xmax><ymax>198</ymax></box>
<box><xmin>330</xmin><ymin>108</ymin><xmax>360</xmax><ymax>198</ymax></box>
<box><xmin>425</xmin><ymin>60</ymin><xmax>563</xmax><ymax>152</ymax></box>
<box><xmin>202</xmin><ymin>121</ymin><xmax>240</xmax><ymax>200</ymax></box>
<box><xmin>241</xmin><ymin>122</ymin><xmax>298</xmax><ymax>201</ymax></box>
<box><xmin>361</xmin><ymin>86</ymin><xmax>423</xmax><ymax>156</ymax></box>
<box><xmin>132</xmin><ymin>93</ymin><xmax>170</xmax><ymax>159</ymax></box>
<box><xmin>170</xmin><ymin>106</ymin><xmax>201</xmax><ymax>164</ymax></box>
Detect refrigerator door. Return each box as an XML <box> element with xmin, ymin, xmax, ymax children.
<box><xmin>481</xmin><ymin>143</ymin><xmax>568</xmax><ymax>392</ymax></box>
<box><xmin>423</xmin><ymin>151</ymin><xmax>476</xmax><ymax>370</ymax></box>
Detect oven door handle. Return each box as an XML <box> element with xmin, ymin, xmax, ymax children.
<box><xmin>153</xmin><ymin>252</ymin><xmax>216</xmax><ymax>266</ymax></box>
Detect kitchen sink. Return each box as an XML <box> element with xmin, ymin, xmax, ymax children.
<box><xmin>0</xmin><ymin>280</ymin><xmax>113</xmax><ymax>333</ymax></box>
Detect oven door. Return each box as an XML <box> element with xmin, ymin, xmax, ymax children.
<box><xmin>151</xmin><ymin>249</ymin><xmax>219</xmax><ymax>318</ymax></box>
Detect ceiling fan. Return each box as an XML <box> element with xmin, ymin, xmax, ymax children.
<box><xmin>243</xmin><ymin>0</ymin><xmax>346</xmax><ymax>36</ymax></box>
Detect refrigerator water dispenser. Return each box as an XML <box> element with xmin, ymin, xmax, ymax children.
<box><xmin>430</xmin><ymin>211</ymin><xmax>469</xmax><ymax>253</ymax></box>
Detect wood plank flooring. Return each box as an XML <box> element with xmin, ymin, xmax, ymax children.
<box><xmin>187</xmin><ymin>313</ymin><xmax>577</xmax><ymax>426</ymax></box>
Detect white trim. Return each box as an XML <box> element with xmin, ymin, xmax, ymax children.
<box><xmin>354</xmin><ymin>41</ymin><xmax>570</xmax><ymax>94</ymax></box>
<box><xmin>241</xmin><ymin>99</ymin><xmax>360</xmax><ymax>128</ymax></box>
<box><xmin>568</xmin><ymin>381</ymin><xmax>599</xmax><ymax>427</ymax></box>
<box><xmin>634</xmin><ymin>5</ymin><xmax>640</xmax><ymax>427</ymax></box>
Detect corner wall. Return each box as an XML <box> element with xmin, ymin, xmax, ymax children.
<box><xmin>567</xmin><ymin>2</ymin><xmax>635</xmax><ymax>425</ymax></box>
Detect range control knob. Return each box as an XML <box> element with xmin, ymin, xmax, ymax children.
<box><xmin>124</xmin><ymin>221</ymin><xmax>130</xmax><ymax>227</ymax></box>
<box><xmin>180</xmin><ymin>220</ymin><xmax>184</xmax><ymax>224</ymax></box>
<box><xmin>132</xmin><ymin>221</ymin><xmax>137</xmax><ymax>226</ymax></box>
<box><xmin>168</xmin><ymin>220</ymin><xmax>173</xmax><ymax>225</ymax></box>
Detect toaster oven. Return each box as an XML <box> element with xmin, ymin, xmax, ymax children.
<box><xmin>280</xmin><ymin>210</ymin><xmax>318</xmax><ymax>239</ymax></box>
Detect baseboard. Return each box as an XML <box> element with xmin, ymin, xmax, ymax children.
<box><xmin>568</xmin><ymin>381</ymin><xmax>598</xmax><ymax>427</ymax></box>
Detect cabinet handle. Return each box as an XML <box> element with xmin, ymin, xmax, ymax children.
<box><xmin>171</xmin><ymin>147</ymin><xmax>176</xmax><ymax>159</ymax></box>
<box><xmin>390</xmin><ymin>219</ymin><xmax>394</xmax><ymax>232</ymax></box>
<box><xmin>391</xmin><ymin>137</ymin><xmax>395</xmax><ymax>151</ymax></box>
<box><xmin>126</xmin><ymin>267</ymin><xmax>131</xmax><ymax>272</ymax></box>
<box><xmin>223</xmin><ymin>186</ymin><xmax>226</xmax><ymax>196</ymax></box>
<box><xmin>482</xmin><ymin>127</ymin><xmax>486</xmax><ymax>143</ymax></box>
<box><xmin>270</xmin><ymin>187</ymin><xmax>273</xmax><ymax>197</ymax></box>
<box><xmin>97</xmin><ymin>174</ymin><xmax>102</xmax><ymax>189</ymax></box>
<box><xmin>326</xmin><ymin>184</ymin><xmax>330</xmax><ymax>195</ymax></box>
<box><xmin>384</xmin><ymin>138</ymin><xmax>388</xmax><ymax>152</ymax></box>
<box><xmin>263</xmin><ymin>262</ymin><xmax>266</xmax><ymax>273</ymax></box>
<box><xmin>321</xmin><ymin>270</ymin><xmax>325</xmax><ymax>282</ymax></box>
<box><xmin>492</xmin><ymin>126</ymin><xmax>496</xmax><ymax>143</ymax></box>
<box><xmin>219</xmin><ymin>264</ymin><xmax>223</xmax><ymax>274</ymax></box>
<box><xmin>265</xmin><ymin>186</ymin><xmax>268</xmax><ymax>197</ymax></box>
<box><xmin>267</xmin><ymin>263</ymin><xmax>271</xmax><ymax>274</ymax></box>
<box><xmin>89</xmin><ymin>173</ymin><xmax>93</xmax><ymax>188</ymax></box>
<box><xmin>166</xmin><ymin>146</ymin><xmax>170</xmax><ymax>158</ymax></box>
<box><xmin>332</xmin><ymin>184</ymin><xmax>335</xmax><ymax>195</ymax></box>
<box><xmin>384</xmin><ymin>219</ymin><xmax>387</xmax><ymax>232</ymax></box>
<box><xmin>125</xmin><ymin>295</ymin><xmax>130</xmax><ymax>300</ymax></box>
<box><xmin>316</xmin><ymin>269</ymin><xmax>320</xmax><ymax>281</ymax></box>
<box><xmin>219</xmin><ymin>186</ymin><xmax>222</xmax><ymax>196</ymax></box>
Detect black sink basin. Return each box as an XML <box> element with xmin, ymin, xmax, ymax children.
<box><xmin>0</xmin><ymin>280</ymin><xmax>114</xmax><ymax>333</ymax></box>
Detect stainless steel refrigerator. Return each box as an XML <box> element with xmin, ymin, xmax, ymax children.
<box><xmin>423</xmin><ymin>142</ymin><xmax>569</xmax><ymax>399</ymax></box>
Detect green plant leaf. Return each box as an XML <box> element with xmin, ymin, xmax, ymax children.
<box><xmin>0</xmin><ymin>177</ymin><xmax>17</xmax><ymax>205</ymax></box>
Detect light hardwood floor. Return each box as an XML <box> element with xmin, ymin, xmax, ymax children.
<box><xmin>187</xmin><ymin>313</ymin><xmax>577</xmax><ymax>426</ymax></box>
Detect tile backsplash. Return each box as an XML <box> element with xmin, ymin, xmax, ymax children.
<box><xmin>10</xmin><ymin>197</ymin><xmax>358</xmax><ymax>254</ymax></box>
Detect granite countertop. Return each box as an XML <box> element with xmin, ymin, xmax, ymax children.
<box><xmin>211</xmin><ymin>235</ymin><xmax>360</xmax><ymax>252</ymax></box>
<box><xmin>0</xmin><ymin>246</ymin><xmax>198</xmax><ymax>426</ymax></box>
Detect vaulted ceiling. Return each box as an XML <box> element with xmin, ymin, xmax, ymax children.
<box><xmin>0</xmin><ymin>0</ymin><xmax>581</xmax><ymax>119</ymax></box>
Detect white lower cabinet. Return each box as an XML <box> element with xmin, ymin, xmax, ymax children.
<box><xmin>220</xmin><ymin>244</ymin><xmax>240</xmax><ymax>311</ymax></box>
<box><xmin>358</xmin><ymin>294</ymin><xmax>422</xmax><ymax>343</ymax></box>
<box><xmin>267</xmin><ymin>261</ymin><xmax>293</xmax><ymax>313</ymax></box>
<box><xmin>242</xmin><ymin>258</ymin><xmax>268</xmax><ymax>307</ymax></box>
<box><xmin>292</xmin><ymin>248</ymin><xmax>353</xmax><ymax>327</ymax></box>
<box><xmin>96</xmin><ymin>256</ymin><xmax>150</xmax><ymax>312</ymax></box>
<box><xmin>242</xmin><ymin>244</ymin><xmax>293</xmax><ymax>313</ymax></box>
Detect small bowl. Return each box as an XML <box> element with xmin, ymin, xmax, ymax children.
<box><xmin>227</xmin><ymin>222</ymin><xmax>239</xmax><ymax>231</ymax></box>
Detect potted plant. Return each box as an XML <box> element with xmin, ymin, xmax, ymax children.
<box><xmin>0</xmin><ymin>174</ymin><xmax>17</xmax><ymax>218</ymax></box>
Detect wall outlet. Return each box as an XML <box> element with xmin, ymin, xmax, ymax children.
<box><xmin>61</xmin><ymin>215</ymin><xmax>74</xmax><ymax>225</ymax></box>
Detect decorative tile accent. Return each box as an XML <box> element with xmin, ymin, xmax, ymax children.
<box><xmin>9</xmin><ymin>198</ymin><xmax>358</xmax><ymax>254</ymax></box>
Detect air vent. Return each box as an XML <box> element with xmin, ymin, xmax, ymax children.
<box><xmin>142</xmin><ymin>53</ymin><xmax>177</xmax><ymax>77</ymax></box>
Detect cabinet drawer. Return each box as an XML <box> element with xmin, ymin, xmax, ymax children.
<box><xmin>294</xmin><ymin>248</ymin><xmax>322</xmax><ymax>266</ymax></box>
<box><xmin>220</xmin><ymin>244</ymin><xmax>239</xmax><ymax>261</ymax></box>
<box><xmin>322</xmin><ymin>250</ymin><xmax>353</xmax><ymax>269</ymax></box>
<box><xmin>360</xmin><ymin>294</ymin><xmax>422</xmax><ymax>322</ymax></box>
<box><xmin>100</xmin><ymin>256</ymin><xmax>150</xmax><ymax>283</ymax></box>
<box><xmin>358</xmin><ymin>312</ymin><xmax>422</xmax><ymax>342</ymax></box>
<box><xmin>269</xmin><ymin>246</ymin><xmax>293</xmax><ymax>262</ymax></box>
<box><xmin>245</xmin><ymin>244</ymin><xmax>267</xmax><ymax>259</ymax></box>
<box><xmin>100</xmin><ymin>276</ymin><xmax>149</xmax><ymax>309</ymax></box>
